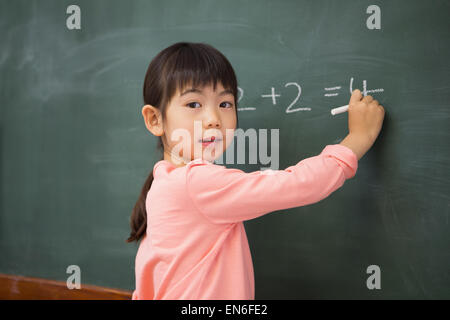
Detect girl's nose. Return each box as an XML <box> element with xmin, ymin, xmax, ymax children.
<box><xmin>204</xmin><ymin>108</ymin><xmax>221</xmax><ymax>128</ymax></box>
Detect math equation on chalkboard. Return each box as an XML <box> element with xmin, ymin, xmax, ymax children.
<box><xmin>237</xmin><ymin>77</ymin><xmax>384</xmax><ymax>113</ymax></box>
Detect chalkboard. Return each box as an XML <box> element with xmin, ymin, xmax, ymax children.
<box><xmin>0</xmin><ymin>0</ymin><xmax>449</xmax><ymax>299</ymax></box>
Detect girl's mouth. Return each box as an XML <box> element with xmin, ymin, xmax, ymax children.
<box><xmin>199</xmin><ymin>136</ymin><xmax>222</xmax><ymax>146</ymax></box>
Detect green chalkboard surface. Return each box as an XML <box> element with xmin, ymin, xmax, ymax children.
<box><xmin>1</xmin><ymin>0</ymin><xmax>449</xmax><ymax>299</ymax></box>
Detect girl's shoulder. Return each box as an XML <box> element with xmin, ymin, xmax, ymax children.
<box><xmin>153</xmin><ymin>158</ymin><xmax>214</xmax><ymax>177</ymax></box>
<box><xmin>187</xmin><ymin>158</ymin><xmax>213</xmax><ymax>166</ymax></box>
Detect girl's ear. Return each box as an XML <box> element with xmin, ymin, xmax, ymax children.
<box><xmin>142</xmin><ymin>104</ymin><xmax>164</xmax><ymax>136</ymax></box>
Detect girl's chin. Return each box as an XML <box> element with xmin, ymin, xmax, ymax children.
<box><xmin>190</xmin><ymin>144</ymin><xmax>222</xmax><ymax>160</ymax></box>
<box><xmin>201</xmin><ymin>150</ymin><xmax>223</xmax><ymax>162</ymax></box>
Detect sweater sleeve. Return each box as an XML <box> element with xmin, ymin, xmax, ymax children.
<box><xmin>185</xmin><ymin>144</ymin><xmax>358</xmax><ymax>224</ymax></box>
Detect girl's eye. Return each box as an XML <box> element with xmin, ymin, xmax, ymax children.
<box><xmin>186</xmin><ymin>102</ymin><xmax>234</xmax><ymax>108</ymax></box>
<box><xmin>220</xmin><ymin>102</ymin><xmax>234</xmax><ymax>108</ymax></box>
<box><xmin>186</xmin><ymin>102</ymin><xmax>201</xmax><ymax>108</ymax></box>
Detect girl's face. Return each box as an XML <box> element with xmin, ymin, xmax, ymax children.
<box><xmin>161</xmin><ymin>82</ymin><xmax>237</xmax><ymax>166</ymax></box>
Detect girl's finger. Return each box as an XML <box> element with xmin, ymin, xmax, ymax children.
<box><xmin>349</xmin><ymin>89</ymin><xmax>363</xmax><ymax>105</ymax></box>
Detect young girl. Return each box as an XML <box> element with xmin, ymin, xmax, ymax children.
<box><xmin>127</xmin><ymin>42</ymin><xmax>385</xmax><ymax>300</ymax></box>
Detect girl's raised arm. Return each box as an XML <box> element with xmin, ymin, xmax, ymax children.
<box><xmin>185</xmin><ymin>144</ymin><xmax>357</xmax><ymax>224</ymax></box>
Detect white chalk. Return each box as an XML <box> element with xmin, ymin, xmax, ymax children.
<box><xmin>331</xmin><ymin>104</ymin><xmax>349</xmax><ymax>115</ymax></box>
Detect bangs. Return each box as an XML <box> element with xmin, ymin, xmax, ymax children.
<box><xmin>160</xmin><ymin>43</ymin><xmax>238</xmax><ymax>107</ymax></box>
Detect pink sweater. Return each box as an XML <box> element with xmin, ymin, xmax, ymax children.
<box><xmin>132</xmin><ymin>144</ymin><xmax>358</xmax><ymax>300</ymax></box>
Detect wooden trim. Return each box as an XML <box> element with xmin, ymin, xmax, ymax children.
<box><xmin>0</xmin><ymin>273</ymin><xmax>132</xmax><ymax>300</ymax></box>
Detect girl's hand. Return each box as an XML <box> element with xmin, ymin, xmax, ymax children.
<box><xmin>340</xmin><ymin>89</ymin><xmax>385</xmax><ymax>160</ymax></box>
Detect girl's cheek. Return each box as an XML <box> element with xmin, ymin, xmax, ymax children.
<box><xmin>225</xmin><ymin>129</ymin><xmax>235</xmax><ymax>146</ymax></box>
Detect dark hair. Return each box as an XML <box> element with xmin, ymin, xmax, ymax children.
<box><xmin>126</xmin><ymin>42</ymin><xmax>239</xmax><ymax>243</ymax></box>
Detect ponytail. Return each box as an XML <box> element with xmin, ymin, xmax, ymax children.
<box><xmin>126</xmin><ymin>170</ymin><xmax>153</xmax><ymax>243</ymax></box>
<box><xmin>127</xmin><ymin>139</ymin><xmax>164</xmax><ymax>243</ymax></box>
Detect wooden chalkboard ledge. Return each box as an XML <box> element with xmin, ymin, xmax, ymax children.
<box><xmin>0</xmin><ymin>273</ymin><xmax>132</xmax><ymax>300</ymax></box>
